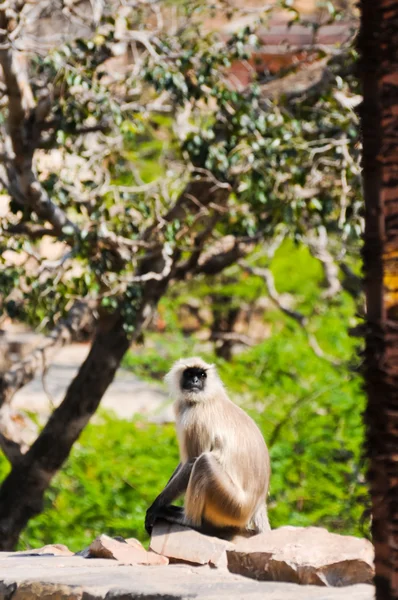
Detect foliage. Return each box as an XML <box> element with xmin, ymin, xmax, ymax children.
<box><xmin>6</xmin><ymin>325</ymin><xmax>366</xmax><ymax>552</ymax></box>
<box><xmin>0</xmin><ymin>0</ymin><xmax>361</xmax><ymax>328</ymax></box>
<box><xmin>0</xmin><ymin>240</ymin><xmax>366</xmax><ymax>552</ymax></box>
<box><xmin>1</xmin><ymin>347</ymin><xmax>365</xmax><ymax>553</ymax></box>
<box><xmin>123</xmin><ymin>240</ymin><xmax>369</xmax><ymax>539</ymax></box>
<box><xmin>5</xmin><ymin>417</ymin><xmax>179</xmax><ymax>551</ymax></box>
<box><xmin>0</xmin><ymin>0</ymin><xmax>367</xmax><ymax>549</ymax></box>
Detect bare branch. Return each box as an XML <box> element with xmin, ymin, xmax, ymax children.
<box><xmin>268</xmin><ymin>381</ymin><xmax>345</xmax><ymax>447</ymax></box>
<box><xmin>196</xmin><ymin>235</ymin><xmax>258</xmax><ymax>276</ymax></box>
<box><xmin>140</xmin><ymin>176</ymin><xmax>232</xmax><ymax>279</ymax></box>
<box><xmin>96</xmin><ymin>225</ymin><xmax>156</xmax><ymax>251</ymax></box>
<box><xmin>175</xmin><ymin>233</ymin><xmax>260</xmax><ymax>281</ymax></box>
<box><xmin>125</xmin><ymin>31</ymin><xmax>160</xmax><ymax>60</ymax></box>
<box><xmin>173</xmin><ymin>214</ymin><xmax>220</xmax><ymax>279</ymax></box>
<box><xmin>210</xmin><ymin>331</ymin><xmax>254</xmax><ymax>346</ymax></box>
<box><xmin>159</xmin><ymin>177</ymin><xmax>231</xmax><ymax>232</ymax></box>
<box><xmin>122</xmin><ymin>245</ymin><xmax>173</xmax><ymax>283</ymax></box>
<box><xmin>241</xmin><ymin>262</ymin><xmax>343</xmax><ymax>366</ymax></box>
<box><xmin>189</xmin><ymin>168</ymin><xmax>232</xmax><ymax>191</ymax></box>
<box><xmin>38</xmin><ymin>251</ymin><xmax>73</xmax><ymax>275</ymax></box>
<box><xmin>306</xmin><ymin>228</ymin><xmax>342</xmax><ymax>299</ymax></box>
<box><xmin>0</xmin><ymin>23</ymin><xmax>79</xmax><ymax>238</ymax></box>
<box><xmin>89</xmin><ymin>0</ymin><xmax>104</xmax><ymax>26</ymax></box>
<box><xmin>3</xmin><ymin>223</ymin><xmax>58</xmax><ymax>239</ymax></box>
<box><xmin>242</xmin><ymin>263</ymin><xmax>307</xmax><ymax>324</ymax></box>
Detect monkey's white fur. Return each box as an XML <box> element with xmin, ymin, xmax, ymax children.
<box><xmin>162</xmin><ymin>356</ymin><xmax>271</xmax><ymax>533</ymax></box>
<box><xmin>165</xmin><ymin>356</ymin><xmax>225</xmax><ymax>404</ymax></box>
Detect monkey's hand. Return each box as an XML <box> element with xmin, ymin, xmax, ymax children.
<box><xmin>145</xmin><ymin>503</ymin><xmax>158</xmax><ymax>535</ymax></box>
<box><xmin>146</xmin><ymin>504</ymin><xmax>185</xmax><ymax>535</ymax></box>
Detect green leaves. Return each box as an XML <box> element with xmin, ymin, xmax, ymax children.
<box><xmin>0</xmin><ymin>237</ymin><xmax>367</xmax><ymax>550</ymax></box>
<box><xmin>0</xmin><ymin>0</ymin><xmax>367</xmax><ymax>555</ymax></box>
<box><xmin>14</xmin><ymin>417</ymin><xmax>180</xmax><ymax>551</ymax></box>
<box><xmin>0</xmin><ymin>0</ymin><xmax>362</xmax><ymax>333</ymax></box>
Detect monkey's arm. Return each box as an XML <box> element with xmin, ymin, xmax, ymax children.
<box><xmin>165</xmin><ymin>462</ymin><xmax>183</xmax><ymax>486</ymax></box>
<box><xmin>145</xmin><ymin>460</ymin><xmax>195</xmax><ymax>534</ymax></box>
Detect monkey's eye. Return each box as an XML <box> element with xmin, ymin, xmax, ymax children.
<box><xmin>199</xmin><ymin>371</ymin><xmax>207</xmax><ymax>379</ymax></box>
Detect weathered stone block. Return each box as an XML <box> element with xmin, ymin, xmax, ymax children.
<box><xmin>227</xmin><ymin>526</ymin><xmax>374</xmax><ymax>586</ymax></box>
<box><xmin>150</xmin><ymin>520</ymin><xmax>233</xmax><ymax>567</ymax></box>
<box><xmin>88</xmin><ymin>534</ymin><xmax>169</xmax><ymax>565</ymax></box>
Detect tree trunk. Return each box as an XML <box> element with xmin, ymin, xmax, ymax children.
<box><xmin>210</xmin><ymin>294</ymin><xmax>240</xmax><ymax>361</ymax></box>
<box><xmin>0</xmin><ymin>314</ymin><xmax>132</xmax><ymax>550</ymax></box>
<box><xmin>358</xmin><ymin>1</ymin><xmax>398</xmax><ymax>598</ymax></box>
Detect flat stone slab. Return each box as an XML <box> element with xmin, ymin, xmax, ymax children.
<box><xmin>0</xmin><ymin>554</ymin><xmax>374</xmax><ymax>600</ymax></box>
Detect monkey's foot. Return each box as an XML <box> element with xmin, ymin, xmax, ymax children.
<box><xmin>146</xmin><ymin>504</ymin><xmax>185</xmax><ymax>534</ymax></box>
<box><xmin>155</xmin><ymin>505</ymin><xmax>185</xmax><ymax>523</ymax></box>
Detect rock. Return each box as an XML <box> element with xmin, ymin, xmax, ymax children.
<box><xmin>0</xmin><ymin>553</ymin><xmax>374</xmax><ymax>600</ymax></box>
<box><xmin>87</xmin><ymin>534</ymin><xmax>168</xmax><ymax>565</ymax></box>
<box><xmin>11</xmin><ymin>582</ymin><xmax>83</xmax><ymax>600</ymax></box>
<box><xmin>227</xmin><ymin>526</ymin><xmax>374</xmax><ymax>586</ymax></box>
<box><xmin>125</xmin><ymin>537</ymin><xmax>145</xmax><ymax>550</ymax></box>
<box><xmin>74</xmin><ymin>546</ymin><xmax>91</xmax><ymax>558</ymax></box>
<box><xmin>150</xmin><ymin>520</ymin><xmax>233</xmax><ymax>568</ymax></box>
<box><xmin>16</xmin><ymin>544</ymin><xmax>73</xmax><ymax>557</ymax></box>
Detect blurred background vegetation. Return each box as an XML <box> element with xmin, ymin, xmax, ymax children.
<box><xmin>0</xmin><ymin>0</ymin><xmax>367</xmax><ymax>551</ymax></box>
<box><xmin>1</xmin><ymin>240</ymin><xmax>367</xmax><ymax>550</ymax></box>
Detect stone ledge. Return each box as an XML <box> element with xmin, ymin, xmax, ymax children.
<box><xmin>0</xmin><ymin>554</ymin><xmax>374</xmax><ymax>600</ymax></box>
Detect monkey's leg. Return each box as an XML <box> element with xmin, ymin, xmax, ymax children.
<box><xmin>152</xmin><ymin>505</ymin><xmax>185</xmax><ymax>524</ymax></box>
<box><xmin>151</xmin><ymin>505</ymin><xmax>238</xmax><ymax>540</ymax></box>
<box><xmin>145</xmin><ymin>460</ymin><xmax>195</xmax><ymax>534</ymax></box>
<box><xmin>250</xmin><ymin>504</ymin><xmax>270</xmax><ymax>534</ymax></box>
<box><xmin>184</xmin><ymin>452</ymin><xmax>246</xmax><ymax>529</ymax></box>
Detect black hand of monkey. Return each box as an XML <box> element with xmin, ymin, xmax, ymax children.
<box><xmin>145</xmin><ymin>504</ymin><xmax>185</xmax><ymax>534</ymax></box>
<box><xmin>145</xmin><ymin>503</ymin><xmax>158</xmax><ymax>535</ymax></box>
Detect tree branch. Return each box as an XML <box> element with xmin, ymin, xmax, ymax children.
<box><xmin>210</xmin><ymin>331</ymin><xmax>254</xmax><ymax>347</ymax></box>
<box><xmin>175</xmin><ymin>234</ymin><xmax>259</xmax><ymax>280</ymax></box>
<box><xmin>268</xmin><ymin>381</ymin><xmax>345</xmax><ymax>447</ymax></box>
<box><xmin>142</xmin><ymin>176</ymin><xmax>231</xmax><ymax>243</ymax></box>
<box><xmin>306</xmin><ymin>229</ymin><xmax>342</xmax><ymax>299</ymax></box>
<box><xmin>241</xmin><ymin>262</ymin><xmax>343</xmax><ymax>366</ymax></box>
<box><xmin>242</xmin><ymin>263</ymin><xmax>307</xmax><ymax>324</ymax></box>
<box><xmin>0</xmin><ymin>22</ymin><xmax>79</xmax><ymax>238</ymax></box>
<box><xmin>0</xmin><ymin>313</ymin><xmax>131</xmax><ymax>549</ymax></box>
<box><xmin>196</xmin><ymin>235</ymin><xmax>256</xmax><ymax>276</ymax></box>
<box><xmin>4</xmin><ymin>223</ymin><xmax>59</xmax><ymax>240</ymax></box>
<box><xmin>340</xmin><ymin>262</ymin><xmax>363</xmax><ymax>299</ymax></box>
<box><xmin>173</xmin><ymin>214</ymin><xmax>220</xmax><ymax>279</ymax></box>
<box><xmin>0</xmin><ymin>301</ymin><xmax>95</xmax><ymax>409</ymax></box>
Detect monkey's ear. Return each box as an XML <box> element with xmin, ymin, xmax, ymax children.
<box><xmin>164</xmin><ymin>365</ymin><xmax>178</xmax><ymax>385</ymax></box>
<box><xmin>164</xmin><ymin>358</ymin><xmax>186</xmax><ymax>387</ymax></box>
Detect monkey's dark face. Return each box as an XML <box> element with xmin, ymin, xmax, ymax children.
<box><xmin>181</xmin><ymin>367</ymin><xmax>207</xmax><ymax>392</ymax></box>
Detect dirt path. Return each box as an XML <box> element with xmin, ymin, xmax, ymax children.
<box><xmin>12</xmin><ymin>343</ymin><xmax>173</xmax><ymax>423</ymax></box>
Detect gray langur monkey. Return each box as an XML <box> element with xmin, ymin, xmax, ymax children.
<box><xmin>145</xmin><ymin>357</ymin><xmax>271</xmax><ymax>538</ymax></box>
